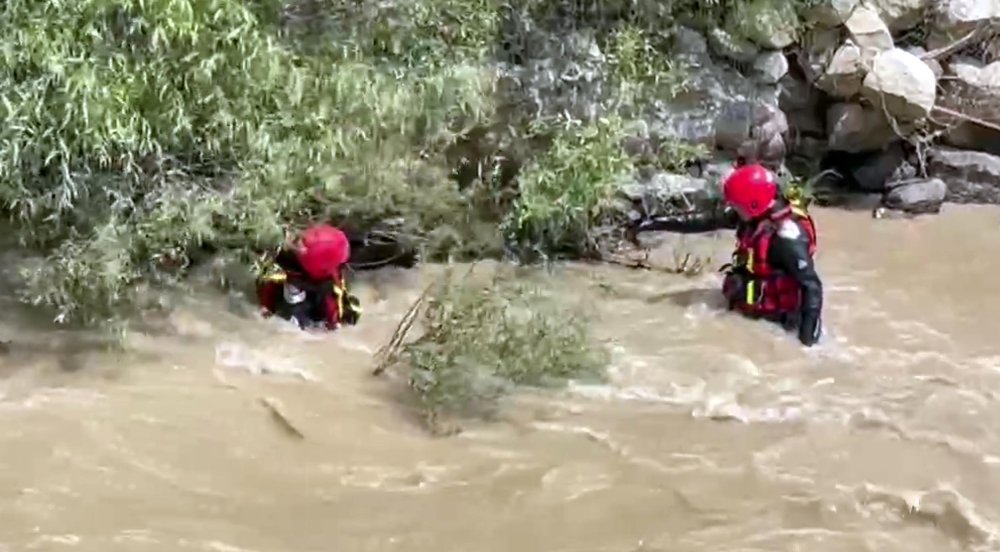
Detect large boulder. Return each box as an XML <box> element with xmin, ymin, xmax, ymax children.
<box><xmin>945</xmin><ymin>123</ymin><xmax>1000</xmax><ymax>156</ymax></box>
<box><xmin>715</xmin><ymin>101</ymin><xmax>788</xmax><ymax>163</ymax></box>
<box><xmin>779</xmin><ymin>73</ymin><xmax>826</xmax><ymax>137</ymax></box>
<box><xmin>937</xmin><ymin>60</ymin><xmax>1000</xmax><ymax>155</ymax></box>
<box><xmin>883</xmin><ymin>178</ymin><xmax>947</xmax><ymax>213</ymax></box>
<box><xmin>498</xmin><ymin>27</ymin><xmax>609</xmax><ymax>122</ymax></box>
<box><xmin>816</xmin><ymin>41</ymin><xmax>866</xmax><ymax>98</ymax></box>
<box><xmin>618</xmin><ymin>172</ymin><xmax>714</xmax><ymax>220</ymax></box>
<box><xmin>726</xmin><ymin>0</ymin><xmax>801</xmax><ymax>49</ymax></box>
<box><xmin>928</xmin><ymin>0</ymin><xmax>1000</xmax><ymax>50</ymax></box>
<box><xmin>845</xmin><ymin>5</ymin><xmax>895</xmax><ymax>53</ymax></box>
<box><xmin>851</xmin><ymin>142</ymin><xmax>918</xmax><ymax>191</ymax></box>
<box><xmin>861</xmin><ymin>48</ymin><xmax>938</xmax><ymax>121</ymax></box>
<box><xmin>868</xmin><ymin>0</ymin><xmax>932</xmax><ymax>31</ymax></box>
<box><xmin>753</xmin><ymin>51</ymin><xmax>790</xmax><ymax>84</ymax></box>
<box><xmin>808</xmin><ymin>0</ymin><xmax>861</xmax><ymax>27</ymax></box>
<box><xmin>926</xmin><ymin>147</ymin><xmax>1000</xmax><ymax>203</ymax></box>
<box><xmin>827</xmin><ymin>102</ymin><xmax>898</xmax><ymax>152</ymax></box>
<box><xmin>737</xmin><ymin>109</ymin><xmax>790</xmax><ymax>167</ymax></box>
<box><xmin>674</xmin><ymin>26</ymin><xmax>710</xmax><ymax>58</ymax></box>
<box><xmin>650</xmin><ymin>30</ymin><xmax>770</xmax><ymax>147</ymax></box>
<box><xmin>904</xmin><ymin>45</ymin><xmax>944</xmax><ymax>78</ymax></box>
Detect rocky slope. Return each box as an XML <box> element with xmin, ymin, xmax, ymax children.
<box><xmin>502</xmin><ymin>0</ymin><xmax>1000</xmax><ymax>218</ymax></box>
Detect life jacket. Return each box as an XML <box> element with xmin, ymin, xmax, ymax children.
<box><xmin>721</xmin><ymin>198</ymin><xmax>817</xmax><ymax>318</ymax></box>
<box><xmin>256</xmin><ymin>263</ymin><xmax>362</xmax><ymax>330</ymax></box>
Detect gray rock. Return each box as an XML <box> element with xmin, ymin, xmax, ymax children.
<box><xmin>945</xmin><ymin>123</ymin><xmax>1000</xmax><ymax>156</ymax></box>
<box><xmin>738</xmin><ymin>103</ymin><xmax>789</xmax><ymax>166</ymax></box>
<box><xmin>797</xmin><ymin>27</ymin><xmax>843</xmax><ymax>82</ymax></box>
<box><xmin>883</xmin><ymin>178</ymin><xmax>947</xmax><ymax>213</ymax></box>
<box><xmin>927</xmin><ymin>147</ymin><xmax>1000</xmax><ymax>203</ymax></box>
<box><xmin>788</xmin><ymin>136</ymin><xmax>829</xmax><ymax>174</ymax></box>
<box><xmin>850</xmin><ymin>142</ymin><xmax>909</xmax><ymax>191</ymax></box>
<box><xmin>497</xmin><ymin>26</ymin><xmax>611</xmax><ymax>122</ymax></box>
<box><xmin>674</xmin><ymin>27</ymin><xmax>710</xmax><ymax>57</ymax></box>
<box><xmin>715</xmin><ymin>101</ymin><xmax>789</xmax><ymax>165</ymax></box>
<box><xmin>928</xmin><ymin>0</ymin><xmax>1000</xmax><ymax>50</ymax></box>
<box><xmin>779</xmin><ymin>73</ymin><xmax>826</xmax><ymax>137</ymax></box>
<box><xmin>868</xmin><ymin>0</ymin><xmax>932</xmax><ymax>31</ymax></box>
<box><xmin>816</xmin><ymin>41</ymin><xmax>866</xmax><ymax>98</ymax></box>
<box><xmin>827</xmin><ymin>102</ymin><xmax>897</xmax><ymax>152</ymax></box>
<box><xmin>937</xmin><ymin>61</ymin><xmax>1000</xmax><ymax>155</ymax></box>
<box><xmin>707</xmin><ymin>28</ymin><xmax>760</xmax><ymax>64</ymax></box>
<box><xmin>753</xmin><ymin>51</ymin><xmax>789</xmax><ymax>84</ymax></box>
<box><xmin>649</xmin><ymin>57</ymin><xmax>764</xmax><ymax>147</ymax></box>
<box><xmin>715</xmin><ymin>102</ymin><xmax>756</xmax><ymax>151</ymax></box>
<box><xmin>618</xmin><ymin>172</ymin><xmax>715</xmax><ymax>218</ymax></box>
<box><xmin>861</xmin><ymin>48</ymin><xmax>938</xmax><ymax>122</ymax></box>
<box><xmin>903</xmin><ymin>46</ymin><xmax>944</xmax><ymax>78</ymax></box>
<box><xmin>845</xmin><ymin>5</ymin><xmax>895</xmax><ymax>53</ymax></box>
<box><xmin>807</xmin><ymin>0</ymin><xmax>861</xmax><ymax>27</ymax></box>
<box><xmin>727</xmin><ymin>0</ymin><xmax>801</xmax><ymax>49</ymax></box>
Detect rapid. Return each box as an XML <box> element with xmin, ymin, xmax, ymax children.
<box><xmin>1</xmin><ymin>204</ymin><xmax>999</xmax><ymax>552</ymax></box>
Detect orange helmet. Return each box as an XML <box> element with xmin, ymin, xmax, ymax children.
<box><xmin>723</xmin><ymin>164</ymin><xmax>777</xmax><ymax>219</ymax></box>
<box><xmin>296</xmin><ymin>224</ymin><xmax>350</xmax><ymax>280</ymax></box>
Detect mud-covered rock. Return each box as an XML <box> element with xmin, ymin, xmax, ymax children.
<box><xmin>861</xmin><ymin>48</ymin><xmax>938</xmax><ymax>121</ymax></box>
<box><xmin>883</xmin><ymin>178</ymin><xmax>947</xmax><ymax>213</ymax></box>
<box><xmin>927</xmin><ymin>147</ymin><xmax>1000</xmax><ymax>203</ymax></box>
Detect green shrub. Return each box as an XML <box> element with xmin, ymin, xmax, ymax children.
<box><xmin>501</xmin><ymin>115</ymin><xmax>633</xmax><ymax>260</ymax></box>
<box><xmin>400</xmin><ymin>268</ymin><xmax>607</xmax><ymax>428</ymax></box>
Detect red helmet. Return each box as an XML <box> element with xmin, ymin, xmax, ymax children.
<box><xmin>723</xmin><ymin>164</ymin><xmax>777</xmax><ymax>219</ymax></box>
<box><xmin>296</xmin><ymin>224</ymin><xmax>350</xmax><ymax>280</ymax></box>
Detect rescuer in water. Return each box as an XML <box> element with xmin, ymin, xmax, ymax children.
<box><xmin>633</xmin><ymin>163</ymin><xmax>823</xmax><ymax>347</ymax></box>
<box><xmin>256</xmin><ymin>224</ymin><xmax>362</xmax><ymax>331</ymax></box>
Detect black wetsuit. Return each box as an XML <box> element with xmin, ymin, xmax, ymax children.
<box><xmin>271</xmin><ymin>249</ymin><xmax>335</xmax><ymax>328</ymax></box>
<box><xmin>634</xmin><ymin>199</ymin><xmax>823</xmax><ymax>347</ymax></box>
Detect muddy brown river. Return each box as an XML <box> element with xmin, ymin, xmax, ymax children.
<box><xmin>1</xmin><ymin>205</ymin><xmax>999</xmax><ymax>552</ymax></box>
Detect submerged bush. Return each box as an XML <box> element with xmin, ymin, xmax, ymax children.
<box><xmin>399</xmin><ymin>268</ymin><xmax>607</xmax><ymax>429</ymax></box>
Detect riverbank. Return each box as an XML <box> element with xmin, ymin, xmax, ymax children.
<box><xmin>1</xmin><ymin>0</ymin><xmax>997</xmax><ymax>330</ymax></box>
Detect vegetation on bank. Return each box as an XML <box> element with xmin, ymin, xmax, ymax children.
<box><xmin>0</xmin><ymin>0</ymin><xmax>831</xmax><ymax>327</ymax></box>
